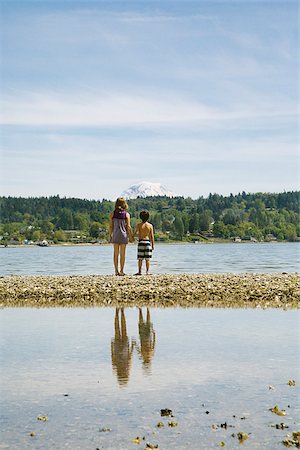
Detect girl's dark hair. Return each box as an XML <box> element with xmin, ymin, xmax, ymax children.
<box><xmin>114</xmin><ymin>197</ymin><xmax>128</xmax><ymax>211</ymax></box>
<box><xmin>140</xmin><ymin>210</ymin><xmax>149</xmax><ymax>223</ymax></box>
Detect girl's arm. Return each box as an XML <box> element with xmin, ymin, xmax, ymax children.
<box><xmin>109</xmin><ymin>212</ymin><xmax>114</xmax><ymax>239</ymax></box>
<box><xmin>126</xmin><ymin>213</ymin><xmax>134</xmax><ymax>242</ymax></box>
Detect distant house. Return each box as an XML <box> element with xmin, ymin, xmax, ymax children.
<box><xmin>8</xmin><ymin>239</ymin><xmax>21</xmax><ymax>245</ymax></box>
<box><xmin>265</xmin><ymin>234</ymin><xmax>277</xmax><ymax>242</ymax></box>
<box><xmin>233</xmin><ymin>236</ymin><xmax>242</xmax><ymax>243</ymax></box>
<box><xmin>64</xmin><ymin>230</ymin><xmax>87</xmax><ymax>243</ymax></box>
<box><xmin>37</xmin><ymin>240</ymin><xmax>49</xmax><ymax>247</ymax></box>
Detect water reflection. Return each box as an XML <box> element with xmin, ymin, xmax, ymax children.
<box><xmin>137</xmin><ymin>308</ymin><xmax>156</xmax><ymax>375</ymax></box>
<box><xmin>111</xmin><ymin>308</ymin><xmax>135</xmax><ymax>387</ymax></box>
<box><xmin>111</xmin><ymin>307</ymin><xmax>156</xmax><ymax>386</ymax></box>
<box><xmin>1</xmin><ymin>308</ymin><xmax>299</xmax><ymax>450</ymax></box>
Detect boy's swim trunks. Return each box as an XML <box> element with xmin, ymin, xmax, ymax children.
<box><xmin>137</xmin><ymin>240</ymin><xmax>152</xmax><ymax>259</ymax></box>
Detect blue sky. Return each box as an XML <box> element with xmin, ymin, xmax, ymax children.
<box><xmin>0</xmin><ymin>0</ymin><xmax>298</xmax><ymax>200</ymax></box>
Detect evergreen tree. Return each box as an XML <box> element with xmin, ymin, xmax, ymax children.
<box><xmin>189</xmin><ymin>213</ymin><xmax>199</xmax><ymax>233</ymax></box>
<box><xmin>0</xmin><ymin>191</ymin><xmax>299</xmax><ymax>242</ymax></box>
<box><xmin>174</xmin><ymin>215</ymin><xmax>184</xmax><ymax>239</ymax></box>
<box><xmin>56</xmin><ymin>208</ymin><xmax>74</xmax><ymax>229</ymax></box>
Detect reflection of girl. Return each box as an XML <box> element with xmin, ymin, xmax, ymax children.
<box><xmin>109</xmin><ymin>197</ymin><xmax>133</xmax><ymax>276</ymax></box>
<box><xmin>137</xmin><ymin>308</ymin><xmax>156</xmax><ymax>374</ymax></box>
<box><xmin>111</xmin><ymin>308</ymin><xmax>135</xmax><ymax>386</ymax></box>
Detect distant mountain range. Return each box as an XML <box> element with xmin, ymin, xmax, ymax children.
<box><xmin>121</xmin><ymin>182</ymin><xmax>175</xmax><ymax>199</ymax></box>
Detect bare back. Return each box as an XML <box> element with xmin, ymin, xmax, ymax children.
<box><xmin>137</xmin><ymin>222</ymin><xmax>153</xmax><ymax>240</ymax></box>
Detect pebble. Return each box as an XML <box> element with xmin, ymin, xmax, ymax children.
<box><xmin>160</xmin><ymin>408</ymin><xmax>173</xmax><ymax>417</ymax></box>
<box><xmin>237</xmin><ymin>432</ymin><xmax>249</xmax><ymax>443</ymax></box>
<box><xmin>1</xmin><ymin>274</ymin><xmax>299</xmax><ymax>308</ymax></box>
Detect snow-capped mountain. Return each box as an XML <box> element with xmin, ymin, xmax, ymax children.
<box><xmin>121</xmin><ymin>182</ymin><xmax>174</xmax><ymax>199</ymax></box>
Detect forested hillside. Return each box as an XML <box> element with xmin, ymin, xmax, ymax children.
<box><xmin>0</xmin><ymin>191</ymin><xmax>299</xmax><ymax>244</ymax></box>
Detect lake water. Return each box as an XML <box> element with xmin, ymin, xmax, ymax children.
<box><xmin>0</xmin><ymin>307</ymin><xmax>299</xmax><ymax>450</ymax></box>
<box><xmin>1</xmin><ymin>244</ymin><xmax>299</xmax><ymax>448</ymax></box>
<box><xmin>1</xmin><ymin>242</ymin><xmax>299</xmax><ymax>275</ymax></box>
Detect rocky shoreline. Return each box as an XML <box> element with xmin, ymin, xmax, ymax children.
<box><xmin>0</xmin><ymin>273</ymin><xmax>299</xmax><ymax>308</ymax></box>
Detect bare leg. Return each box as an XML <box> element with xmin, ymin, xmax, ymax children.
<box><xmin>120</xmin><ymin>308</ymin><xmax>127</xmax><ymax>339</ymax></box>
<box><xmin>114</xmin><ymin>308</ymin><xmax>121</xmax><ymax>339</ymax></box>
<box><xmin>119</xmin><ymin>244</ymin><xmax>127</xmax><ymax>275</ymax></box>
<box><xmin>113</xmin><ymin>244</ymin><xmax>120</xmax><ymax>275</ymax></box>
<box><xmin>139</xmin><ymin>307</ymin><xmax>143</xmax><ymax>322</ymax></box>
<box><xmin>146</xmin><ymin>307</ymin><xmax>150</xmax><ymax>322</ymax></box>
<box><xmin>146</xmin><ymin>259</ymin><xmax>150</xmax><ymax>274</ymax></box>
<box><xmin>138</xmin><ymin>259</ymin><xmax>143</xmax><ymax>274</ymax></box>
<box><xmin>135</xmin><ymin>260</ymin><xmax>143</xmax><ymax>275</ymax></box>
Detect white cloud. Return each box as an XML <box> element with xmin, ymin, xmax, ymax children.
<box><xmin>1</xmin><ymin>89</ymin><xmax>296</xmax><ymax>129</ymax></box>
<box><xmin>1</xmin><ymin>90</ymin><xmax>217</xmax><ymax>127</ymax></box>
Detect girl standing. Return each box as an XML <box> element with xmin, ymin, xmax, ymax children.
<box><xmin>110</xmin><ymin>197</ymin><xmax>133</xmax><ymax>276</ymax></box>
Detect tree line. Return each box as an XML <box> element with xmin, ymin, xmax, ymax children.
<box><xmin>0</xmin><ymin>191</ymin><xmax>299</xmax><ymax>244</ymax></box>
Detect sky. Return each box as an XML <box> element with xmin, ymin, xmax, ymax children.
<box><xmin>0</xmin><ymin>0</ymin><xmax>299</xmax><ymax>200</ymax></box>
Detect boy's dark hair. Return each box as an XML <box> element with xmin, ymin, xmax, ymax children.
<box><xmin>140</xmin><ymin>210</ymin><xmax>149</xmax><ymax>223</ymax></box>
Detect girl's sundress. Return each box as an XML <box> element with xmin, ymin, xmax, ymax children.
<box><xmin>111</xmin><ymin>210</ymin><xmax>128</xmax><ymax>244</ymax></box>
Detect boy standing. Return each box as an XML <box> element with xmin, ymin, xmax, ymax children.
<box><xmin>134</xmin><ymin>211</ymin><xmax>154</xmax><ymax>275</ymax></box>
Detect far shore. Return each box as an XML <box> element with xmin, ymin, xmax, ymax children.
<box><xmin>1</xmin><ymin>273</ymin><xmax>299</xmax><ymax>309</ymax></box>
<box><xmin>1</xmin><ymin>239</ymin><xmax>298</xmax><ymax>249</ymax></box>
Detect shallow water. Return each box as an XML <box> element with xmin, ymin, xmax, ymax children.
<box><xmin>1</xmin><ymin>242</ymin><xmax>299</xmax><ymax>275</ymax></box>
<box><xmin>1</xmin><ymin>307</ymin><xmax>299</xmax><ymax>449</ymax></box>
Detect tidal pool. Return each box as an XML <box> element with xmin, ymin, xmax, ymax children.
<box><xmin>0</xmin><ymin>308</ymin><xmax>299</xmax><ymax>449</ymax></box>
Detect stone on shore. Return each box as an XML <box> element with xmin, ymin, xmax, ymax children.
<box><xmin>0</xmin><ymin>274</ymin><xmax>299</xmax><ymax>308</ymax></box>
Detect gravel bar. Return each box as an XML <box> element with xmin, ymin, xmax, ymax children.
<box><xmin>0</xmin><ymin>274</ymin><xmax>299</xmax><ymax>308</ymax></box>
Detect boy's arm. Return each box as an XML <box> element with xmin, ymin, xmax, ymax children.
<box><xmin>150</xmin><ymin>224</ymin><xmax>154</xmax><ymax>250</ymax></box>
<box><xmin>134</xmin><ymin>223</ymin><xmax>140</xmax><ymax>237</ymax></box>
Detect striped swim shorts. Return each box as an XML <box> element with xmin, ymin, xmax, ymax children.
<box><xmin>137</xmin><ymin>240</ymin><xmax>152</xmax><ymax>259</ymax></box>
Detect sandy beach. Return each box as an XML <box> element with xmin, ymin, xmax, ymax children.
<box><xmin>1</xmin><ymin>273</ymin><xmax>299</xmax><ymax>308</ymax></box>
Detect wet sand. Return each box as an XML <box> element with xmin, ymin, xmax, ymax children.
<box><xmin>1</xmin><ymin>273</ymin><xmax>299</xmax><ymax>308</ymax></box>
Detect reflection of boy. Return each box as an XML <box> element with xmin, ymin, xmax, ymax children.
<box><xmin>134</xmin><ymin>211</ymin><xmax>155</xmax><ymax>275</ymax></box>
<box><xmin>137</xmin><ymin>308</ymin><xmax>156</xmax><ymax>373</ymax></box>
<box><xmin>111</xmin><ymin>308</ymin><xmax>135</xmax><ymax>386</ymax></box>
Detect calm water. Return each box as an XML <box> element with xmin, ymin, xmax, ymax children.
<box><xmin>1</xmin><ymin>242</ymin><xmax>299</xmax><ymax>275</ymax></box>
<box><xmin>1</xmin><ymin>244</ymin><xmax>299</xmax><ymax>448</ymax></box>
<box><xmin>0</xmin><ymin>308</ymin><xmax>299</xmax><ymax>449</ymax></box>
